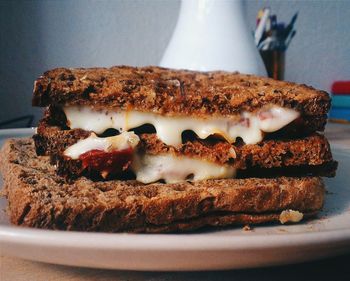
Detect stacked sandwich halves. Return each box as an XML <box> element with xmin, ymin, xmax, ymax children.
<box><xmin>0</xmin><ymin>66</ymin><xmax>337</xmax><ymax>232</ymax></box>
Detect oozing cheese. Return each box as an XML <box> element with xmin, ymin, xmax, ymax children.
<box><xmin>132</xmin><ymin>154</ymin><xmax>236</xmax><ymax>184</ymax></box>
<box><xmin>63</xmin><ymin>105</ymin><xmax>300</xmax><ymax>146</ymax></box>
<box><xmin>64</xmin><ymin>131</ymin><xmax>140</xmax><ymax>159</ymax></box>
<box><xmin>63</xmin><ymin>132</ymin><xmax>235</xmax><ymax>184</ymax></box>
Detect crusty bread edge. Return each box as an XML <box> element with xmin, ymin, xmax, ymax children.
<box><xmin>32</xmin><ymin>66</ymin><xmax>331</xmax><ymax>117</ymax></box>
<box><xmin>0</xmin><ymin>138</ymin><xmax>325</xmax><ymax>233</ymax></box>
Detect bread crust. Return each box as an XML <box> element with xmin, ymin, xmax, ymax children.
<box><xmin>0</xmin><ymin>138</ymin><xmax>325</xmax><ymax>232</ymax></box>
<box><xmin>32</xmin><ymin>66</ymin><xmax>330</xmax><ymax>117</ymax></box>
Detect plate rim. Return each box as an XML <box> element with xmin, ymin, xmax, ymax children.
<box><xmin>0</xmin><ymin>127</ymin><xmax>35</xmax><ymax>135</ymax></box>
<box><xmin>1</xmin><ymin>224</ymin><xmax>350</xmax><ymax>251</ymax></box>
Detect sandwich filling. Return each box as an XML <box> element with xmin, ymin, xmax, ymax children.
<box><xmin>63</xmin><ymin>131</ymin><xmax>236</xmax><ymax>183</ymax></box>
<box><xmin>62</xmin><ymin>104</ymin><xmax>300</xmax><ymax>183</ymax></box>
<box><xmin>132</xmin><ymin>154</ymin><xmax>236</xmax><ymax>184</ymax></box>
<box><xmin>64</xmin><ymin>131</ymin><xmax>140</xmax><ymax>159</ymax></box>
<box><xmin>63</xmin><ymin>105</ymin><xmax>300</xmax><ymax>146</ymax></box>
<box><xmin>64</xmin><ymin>132</ymin><xmax>140</xmax><ymax>178</ymax></box>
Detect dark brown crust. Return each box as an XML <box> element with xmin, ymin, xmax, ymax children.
<box><xmin>33</xmin><ymin>119</ymin><xmax>336</xmax><ymax>179</ymax></box>
<box><xmin>130</xmin><ymin>211</ymin><xmax>319</xmax><ymax>233</ymax></box>
<box><xmin>32</xmin><ymin>66</ymin><xmax>331</xmax><ymax>117</ymax></box>
<box><xmin>236</xmin><ymin>161</ymin><xmax>337</xmax><ymax>178</ymax></box>
<box><xmin>0</xmin><ymin>138</ymin><xmax>324</xmax><ymax>233</ymax></box>
<box><xmin>139</xmin><ymin>133</ymin><xmax>334</xmax><ymax>169</ymax></box>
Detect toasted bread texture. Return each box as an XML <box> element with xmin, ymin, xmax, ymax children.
<box><xmin>33</xmin><ymin>119</ymin><xmax>336</xmax><ymax>180</ymax></box>
<box><xmin>32</xmin><ymin>66</ymin><xmax>330</xmax><ymax>117</ymax></box>
<box><xmin>0</xmin><ymin>138</ymin><xmax>325</xmax><ymax>233</ymax></box>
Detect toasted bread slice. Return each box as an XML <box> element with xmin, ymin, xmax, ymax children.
<box><xmin>33</xmin><ymin>119</ymin><xmax>336</xmax><ymax>180</ymax></box>
<box><xmin>0</xmin><ymin>138</ymin><xmax>325</xmax><ymax>233</ymax></box>
<box><xmin>32</xmin><ymin>66</ymin><xmax>330</xmax><ymax>117</ymax></box>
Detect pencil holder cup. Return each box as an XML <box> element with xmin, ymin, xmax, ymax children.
<box><xmin>260</xmin><ymin>50</ymin><xmax>285</xmax><ymax>80</ymax></box>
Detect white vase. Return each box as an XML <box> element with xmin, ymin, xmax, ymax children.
<box><xmin>160</xmin><ymin>0</ymin><xmax>266</xmax><ymax>76</ymax></box>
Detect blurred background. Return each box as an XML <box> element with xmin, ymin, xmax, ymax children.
<box><xmin>0</xmin><ymin>0</ymin><xmax>349</xmax><ymax>127</ymax></box>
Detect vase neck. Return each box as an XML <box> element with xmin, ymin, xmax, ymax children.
<box><xmin>179</xmin><ymin>0</ymin><xmax>245</xmax><ymax>25</ymax></box>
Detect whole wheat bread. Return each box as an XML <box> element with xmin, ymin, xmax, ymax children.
<box><xmin>33</xmin><ymin>119</ymin><xmax>336</xmax><ymax>179</ymax></box>
<box><xmin>32</xmin><ymin>66</ymin><xmax>330</xmax><ymax>118</ymax></box>
<box><xmin>0</xmin><ymin>138</ymin><xmax>325</xmax><ymax>233</ymax></box>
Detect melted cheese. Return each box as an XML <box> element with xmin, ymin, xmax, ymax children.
<box><xmin>132</xmin><ymin>154</ymin><xmax>236</xmax><ymax>184</ymax></box>
<box><xmin>64</xmin><ymin>131</ymin><xmax>140</xmax><ymax>159</ymax></box>
<box><xmin>63</xmin><ymin>105</ymin><xmax>300</xmax><ymax>146</ymax></box>
<box><xmin>63</xmin><ymin>132</ymin><xmax>235</xmax><ymax>183</ymax></box>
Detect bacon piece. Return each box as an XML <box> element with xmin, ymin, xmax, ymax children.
<box><xmin>79</xmin><ymin>148</ymin><xmax>133</xmax><ymax>178</ymax></box>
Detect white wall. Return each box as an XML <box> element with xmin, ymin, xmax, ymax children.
<box><xmin>0</xmin><ymin>0</ymin><xmax>349</xmax><ymax>127</ymax></box>
<box><xmin>0</xmin><ymin>0</ymin><xmax>180</xmax><ymax>125</ymax></box>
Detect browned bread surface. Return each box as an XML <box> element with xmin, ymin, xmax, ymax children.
<box><xmin>0</xmin><ymin>138</ymin><xmax>324</xmax><ymax>233</ymax></box>
<box><xmin>34</xmin><ymin>120</ymin><xmax>336</xmax><ymax>179</ymax></box>
<box><xmin>32</xmin><ymin>66</ymin><xmax>330</xmax><ymax>117</ymax></box>
<box><xmin>139</xmin><ymin>133</ymin><xmax>334</xmax><ymax>169</ymax></box>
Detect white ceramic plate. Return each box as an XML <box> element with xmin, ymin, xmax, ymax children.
<box><xmin>1</xmin><ymin>128</ymin><xmax>350</xmax><ymax>271</ymax></box>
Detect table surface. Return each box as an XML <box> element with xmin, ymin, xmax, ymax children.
<box><xmin>1</xmin><ymin>122</ymin><xmax>350</xmax><ymax>281</ymax></box>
